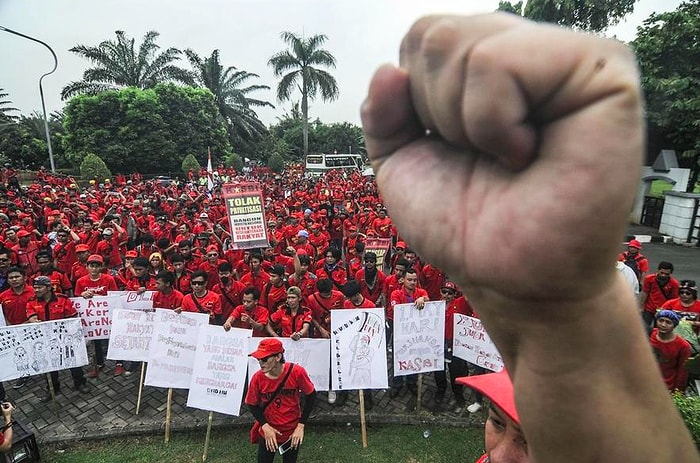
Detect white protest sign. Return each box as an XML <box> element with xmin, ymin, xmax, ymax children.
<box><xmin>331</xmin><ymin>308</ymin><xmax>388</xmax><ymax>390</ymax></box>
<box><xmin>0</xmin><ymin>318</ymin><xmax>88</xmax><ymax>381</ymax></box>
<box><xmin>111</xmin><ymin>291</ymin><xmax>156</xmax><ymax>311</ymax></box>
<box><xmin>0</xmin><ymin>304</ymin><xmax>6</xmax><ymax>327</ymax></box>
<box><xmin>187</xmin><ymin>325</ymin><xmax>251</xmax><ymax>415</ymax></box>
<box><xmin>247</xmin><ymin>338</ymin><xmax>330</xmax><ymax>391</ymax></box>
<box><xmin>107</xmin><ymin>308</ymin><xmax>156</xmax><ymax>361</ymax></box>
<box><xmin>71</xmin><ymin>295</ymin><xmax>121</xmax><ymax>340</ymax></box>
<box><xmin>144</xmin><ymin>309</ymin><xmax>209</xmax><ymax>389</ymax></box>
<box><xmin>453</xmin><ymin>314</ymin><xmax>503</xmax><ymax>372</ymax></box>
<box><xmin>393</xmin><ymin>300</ymin><xmax>445</xmax><ymax>377</ymax></box>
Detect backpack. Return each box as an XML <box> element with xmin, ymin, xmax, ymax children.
<box><xmin>622</xmin><ymin>253</ymin><xmax>642</xmax><ymax>280</ymax></box>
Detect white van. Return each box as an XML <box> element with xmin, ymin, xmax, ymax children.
<box><xmin>304</xmin><ymin>153</ymin><xmax>364</xmax><ymax>177</ymax></box>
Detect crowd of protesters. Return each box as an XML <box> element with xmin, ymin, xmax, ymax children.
<box><xmin>0</xmin><ymin>162</ymin><xmax>697</xmax><ymax>409</ymax></box>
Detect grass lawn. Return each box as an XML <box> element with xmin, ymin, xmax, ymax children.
<box><xmin>41</xmin><ymin>424</ymin><xmax>485</xmax><ymax>463</ymax></box>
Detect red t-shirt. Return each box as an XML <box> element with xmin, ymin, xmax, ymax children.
<box><xmin>0</xmin><ymin>285</ymin><xmax>35</xmax><ymax>325</ymax></box>
<box><xmin>240</xmin><ymin>270</ymin><xmax>271</xmax><ymax>295</ymax></box>
<box><xmin>269</xmin><ymin>306</ymin><xmax>313</xmax><ymax>337</ymax></box>
<box><xmin>245</xmin><ymin>362</ymin><xmax>315</xmax><ymax>443</ymax></box>
<box><xmin>229</xmin><ymin>303</ymin><xmax>269</xmax><ymax>337</ymax></box>
<box><xmin>74</xmin><ymin>274</ymin><xmax>118</xmax><ymax>296</ymax></box>
<box><xmin>642</xmin><ymin>275</ymin><xmax>680</xmax><ymax>313</ymax></box>
<box><xmin>153</xmin><ymin>289</ymin><xmax>185</xmax><ymax>310</ymax></box>
<box><xmin>307</xmin><ymin>291</ymin><xmax>345</xmax><ymax>334</ymax></box>
<box><xmin>355</xmin><ymin>268</ymin><xmax>386</xmax><ymax>304</ymax></box>
<box><xmin>650</xmin><ymin>328</ymin><xmax>691</xmax><ymax>391</ymax></box>
<box><xmin>26</xmin><ymin>294</ymin><xmax>77</xmax><ymax>321</ymax></box>
<box><xmin>342</xmin><ymin>297</ymin><xmax>375</xmax><ymax>309</ymax></box>
<box><xmin>181</xmin><ymin>290</ymin><xmax>222</xmax><ymax>322</ymax></box>
<box><xmin>445</xmin><ymin>296</ymin><xmax>474</xmax><ymax>340</ymax></box>
<box><xmin>389</xmin><ymin>287</ymin><xmax>429</xmax><ymax>321</ymax></box>
<box><xmin>260</xmin><ymin>282</ymin><xmax>288</xmax><ymax>313</ymax></box>
<box><xmin>212</xmin><ymin>280</ymin><xmax>246</xmax><ymax>320</ymax></box>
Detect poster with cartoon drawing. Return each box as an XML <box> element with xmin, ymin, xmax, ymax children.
<box><xmin>247</xmin><ymin>338</ymin><xmax>330</xmax><ymax>391</ymax></box>
<box><xmin>330</xmin><ymin>308</ymin><xmax>388</xmax><ymax>390</ymax></box>
<box><xmin>0</xmin><ymin>318</ymin><xmax>89</xmax><ymax>381</ymax></box>
<box><xmin>393</xmin><ymin>300</ymin><xmax>446</xmax><ymax>377</ymax></box>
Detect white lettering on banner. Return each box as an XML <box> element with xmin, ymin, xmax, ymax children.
<box><xmin>71</xmin><ymin>295</ymin><xmax>121</xmax><ymax>340</ymax></box>
<box><xmin>393</xmin><ymin>301</ymin><xmax>446</xmax><ymax>376</ymax></box>
<box><xmin>452</xmin><ymin>314</ymin><xmax>504</xmax><ymax>372</ymax></box>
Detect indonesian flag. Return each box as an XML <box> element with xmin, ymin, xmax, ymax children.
<box><xmin>207</xmin><ymin>146</ymin><xmax>214</xmax><ymax>193</ymax></box>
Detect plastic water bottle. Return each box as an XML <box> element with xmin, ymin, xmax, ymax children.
<box><xmin>423</xmin><ymin>429</ymin><xmax>431</xmax><ymax>439</ymax></box>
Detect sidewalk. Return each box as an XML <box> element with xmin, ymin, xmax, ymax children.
<box><xmin>4</xmin><ymin>360</ymin><xmax>480</xmax><ymax>445</ymax></box>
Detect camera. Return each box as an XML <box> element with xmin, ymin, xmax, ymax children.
<box><xmin>1</xmin><ymin>402</ymin><xmax>10</xmax><ymax>410</ymax></box>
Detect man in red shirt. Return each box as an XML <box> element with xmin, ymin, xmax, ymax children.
<box><xmin>69</xmin><ymin>244</ymin><xmax>91</xmax><ymax>285</ymax></box>
<box><xmin>354</xmin><ymin>252</ymin><xmax>386</xmax><ymax>305</ymax></box>
<box><xmin>12</xmin><ymin>230</ymin><xmax>41</xmax><ymax>275</ymax></box>
<box><xmin>641</xmin><ymin>261</ymin><xmax>680</xmax><ymax>332</ymax></box>
<box><xmin>649</xmin><ymin>310</ymin><xmax>691</xmax><ymax>391</ymax></box>
<box><xmin>288</xmin><ymin>253</ymin><xmax>317</xmax><ymax>302</ymax></box>
<box><xmin>260</xmin><ymin>265</ymin><xmax>288</xmax><ymax>314</ymax></box>
<box><xmin>198</xmin><ymin>245</ymin><xmax>225</xmax><ymax>289</ymax></box>
<box><xmin>307</xmin><ymin>278</ymin><xmax>344</xmax><ymax>339</ymax></box>
<box><xmin>617</xmin><ymin>239</ymin><xmax>649</xmax><ymax>285</ymax></box>
<box><xmin>30</xmin><ymin>251</ymin><xmax>73</xmax><ymax>296</ymax></box>
<box><xmin>661</xmin><ymin>280</ymin><xmax>700</xmax><ymax>333</ymax></box>
<box><xmin>267</xmin><ymin>286</ymin><xmax>313</xmax><ymax>339</ymax></box>
<box><xmin>212</xmin><ymin>262</ymin><xmax>245</xmax><ymax>321</ymax></box>
<box><xmin>0</xmin><ymin>266</ymin><xmax>35</xmax><ymax>389</ymax></box>
<box><xmin>389</xmin><ymin>268</ymin><xmax>429</xmax><ymax>401</ymax></box>
<box><xmin>26</xmin><ymin>276</ymin><xmax>89</xmax><ymax>400</ymax></box>
<box><xmin>240</xmin><ymin>253</ymin><xmax>271</xmax><ymax>295</ymax></box>
<box><xmin>170</xmin><ymin>253</ymin><xmax>192</xmax><ymax>295</ymax></box>
<box><xmin>223</xmin><ymin>287</ymin><xmax>269</xmax><ymax>337</ymax></box>
<box><xmin>153</xmin><ymin>271</ymin><xmax>184</xmax><ymax>311</ymax></box>
<box><xmin>52</xmin><ymin>224</ymin><xmax>81</xmax><ymax>275</ymax></box>
<box><xmin>181</xmin><ymin>270</ymin><xmax>222</xmax><ymax>324</ymax></box>
<box><xmin>315</xmin><ymin>247</ymin><xmax>347</xmax><ymax>291</ymax></box>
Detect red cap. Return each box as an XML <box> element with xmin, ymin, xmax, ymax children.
<box><xmin>628</xmin><ymin>239</ymin><xmax>642</xmax><ymax>249</ymax></box>
<box><xmin>249</xmin><ymin>338</ymin><xmax>284</xmax><ymax>359</ymax></box>
<box><xmin>441</xmin><ymin>281</ymin><xmax>459</xmax><ymax>291</ymax></box>
<box><xmin>75</xmin><ymin>244</ymin><xmax>90</xmax><ymax>253</ymax></box>
<box><xmin>17</xmin><ymin>230</ymin><xmax>31</xmax><ymax>238</ymax></box>
<box><xmin>396</xmin><ymin>241</ymin><xmax>406</xmax><ymax>250</ymax></box>
<box><xmin>206</xmin><ymin>244</ymin><xmax>219</xmax><ymax>253</ymax></box>
<box><xmin>456</xmin><ymin>370</ymin><xmax>518</xmax><ymax>423</ymax></box>
<box><xmin>87</xmin><ymin>254</ymin><xmax>104</xmax><ymax>264</ymax></box>
<box><xmin>125</xmin><ymin>250</ymin><xmax>138</xmax><ymax>258</ymax></box>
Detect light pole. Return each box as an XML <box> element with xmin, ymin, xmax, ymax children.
<box><xmin>0</xmin><ymin>25</ymin><xmax>58</xmax><ymax>173</ymax></box>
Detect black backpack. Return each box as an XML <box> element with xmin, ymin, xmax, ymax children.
<box><xmin>622</xmin><ymin>253</ymin><xmax>642</xmax><ymax>280</ymax></box>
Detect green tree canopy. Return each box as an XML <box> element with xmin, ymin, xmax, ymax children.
<box><xmin>632</xmin><ymin>0</ymin><xmax>700</xmax><ymax>191</ymax></box>
<box><xmin>62</xmin><ymin>84</ymin><xmax>231</xmax><ymax>174</ymax></box>
<box><xmin>267</xmin><ymin>152</ymin><xmax>284</xmax><ymax>173</ymax></box>
<box><xmin>268</xmin><ymin>32</ymin><xmax>339</xmax><ymax>156</ymax></box>
<box><xmin>181</xmin><ymin>153</ymin><xmax>201</xmax><ymax>175</ymax></box>
<box><xmin>0</xmin><ymin>89</ymin><xmax>19</xmax><ymax>121</ymax></box>
<box><xmin>80</xmin><ymin>153</ymin><xmax>111</xmax><ymax>182</ymax></box>
<box><xmin>61</xmin><ymin>30</ymin><xmax>193</xmax><ymax>100</ymax></box>
<box><xmin>185</xmin><ymin>49</ymin><xmax>273</xmax><ymax>144</ymax></box>
<box><xmin>0</xmin><ymin>112</ymin><xmax>65</xmax><ymax>170</ymax></box>
<box><xmin>497</xmin><ymin>0</ymin><xmax>636</xmax><ymax>32</ymax></box>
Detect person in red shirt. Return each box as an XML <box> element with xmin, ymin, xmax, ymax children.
<box><xmin>267</xmin><ymin>286</ymin><xmax>313</xmax><ymax>339</ymax></box>
<box><xmin>641</xmin><ymin>261</ymin><xmax>680</xmax><ymax>332</ymax></box>
<box><xmin>389</xmin><ymin>267</ymin><xmax>429</xmax><ymax>401</ymax></box>
<box><xmin>369</xmin><ymin>208</ymin><xmax>394</xmax><ymax>239</ymax></box>
<box><xmin>245</xmin><ymin>338</ymin><xmax>316</xmax><ymax>460</ymax></box>
<box><xmin>383</xmin><ymin>258</ymin><xmax>408</xmax><ymax>327</ymax></box>
<box><xmin>198</xmin><ymin>245</ymin><xmax>225</xmax><ymax>289</ymax></box>
<box><xmin>649</xmin><ymin>310</ymin><xmax>691</xmax><ymax>392</ymax></box>
<box><xmin>421</xmin><ymin>262</ymin><xmax>446</xmax><ymax>301</ymax></box>
<box><xmin>307</xmin><ymin>279</ymin><xmax>344</xmax><ymax>339</ymax></box>
<box><xmin>123</xmin><ymin>257</ymin><xmax>158</xmax><ymax>292</ymax></box>
<box><xmin>52</xmin><ymin>224</ymin><xmax>81</xmax><ymax>275</ymax></box>
<box><xmin>240</xmin><ymin>253</ymin><xmax>271</xmax><ymax>295</ymax></box>
<box><xmin>223</xmin><ymin>287</ymin><xmax>269</xmax><ymax>337</ymax></box>
<box><xmin>30</xmin><ymin>251</ymin><xmax>73</xmax><ymax>296</ymax></box>
<box><xmin>153</xmin><ymin>271</ymin><xmax>184</xmax><ymax>311</ymax></box>
<box><xmin>617</xmin><ymin>239</ymin><xmax>649</xmax><ymax>284</ymax></box>
<box><xmin>288</xmin><ymin>253</ymin><xmax>317</xmax><ymax>302</ymax></box>
<box><xmin>12</xmin><ymin>230</ymin><xmax>41</xmax><ymax>275</ymax></box>
<box><xmin>26</xmin><ymin>276</ymin><xmax>90</xmax><ymax>400</ymax></box>
<box><xmin>1</xmin><ymin>266</ymin><xmax>34</xmax><ymax>326</ymax></box>
<box><xmin>315</xmin><ymin>247</ymin><xmax>347</xmax><ymax>291</ymax></box>
<box><xmin>170</xmin><ymin>253</ymin><xmax>192</xmax><ymax>295</ymax></box>
<box><xmin>260</xmin><ymin>265</ymin><xmax>289</xmax><ymax>314</ymax></box>
<box><xmin>181</xmin><ymin>270</ymin><xmax>222</xmax><ymax>324</ymax></box>
<box><xmin>354</xmin><ymin>252</ymin><xmax>386</xmax><ymax>305</ymax></box>
<box><xmin>175</xmin><ymin>240</ymin><xmax>202</xmax><ymax>273</ymax></box>
<box><xmin>212</xmin><ymin>262</ymin><xmax>245</xmax><ymax>321</ymax></box>
<box><xmin>95</xmin><ymin>225</ymin><xmax>125</xmax><ymax>270</ymax></box>
<box><xmin>69</xmin><ymin>244</ymin><xmax>91</xmax><ymax>285</ymax></box>
<box><xmin>341</xmin><ymin>280</ymin><xmax>375</xmax><ymax>310</ymax></box>
<box><xmin>661</xmin><ymin>280</ymin><xmax>700</xmax><ymax>334</ymax></box>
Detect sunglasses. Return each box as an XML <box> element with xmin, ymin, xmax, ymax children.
<box><xmin>440</xmin><ymin>289</ymin><xmax>455</xmax><ymax>295</ymax></box>
<box><xmin>191</xmin><ymin>281</ymin><xmax>206</xmax><ymax>286</ymax></box>
<box><xmin>679</xmin><ymin>290</ymin><xmax>693</xmax><ymax>296</ymax></box>
<box><xmin>206</xmin><ymin>253</ymin><xmax>218</xmax><ymax>257</ymax></box>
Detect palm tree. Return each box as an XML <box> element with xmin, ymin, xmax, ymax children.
<box><xmin>61</xmin><ymin>30</ymin><xmax>193</xmax><ymax>100</ymax></box>
<box><xmin>0</xmin><ymin>88</ymin><xmax>19</xmax><ymax>121</ymax></box>
<box><xmin>268</xmin><ymin>32</ymin><xmax>339</xmax><ymax>156</ymax></box>
<box><xmin>185</xmin><ymin>49</ymin><xmax>273</xmax><ymax>143</ymax></box>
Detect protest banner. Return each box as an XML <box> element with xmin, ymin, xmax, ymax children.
<box><xmin>247</xmin><ymin>338</ymin><xmax>330</xmax><ymax>391</ymax></box>
<box><xmin>110</xmin><ymin>290</ymin><xmax>156</xmax><ymax>311</ymax></box>
<box><xmin>0</xmin><ymin>304</ymin><xmax>6</xmax><ymax>327</ymax></box>
<box><xmin>187</xmin><ymin>325</ymin><xmax>251</xmax><ymax>416</ymax></box>
<box><xmin>144</xmin><ymin>309</ymin><xmax>210</xmax><ymax>389</ymax></box>
<box><xmin>331</xmin><ymin>308</ymin><xmax>388</xmax><ymax>390</ymax></box>
<box><xmin>222</xmin><ymin>182</ymin><xmax>270</xmax><ymax>250</ymax></box>
<box><xmin>71</xmin><ymin>295</ymin><xmax>121</xmax><ymax>340</ymax></box>
<box><xmin>107</xmin><ymin>308</ymin><xmax>156</xmax><ymax>362</ymax></box>
<box><xmin>393</xmin><ymin>300</ymin><xmax>446</xmax><ymax>377</ymax></box>
<box><xmin>0</xmin><ymin>318</ymin><xmax>88</xmax><ymax>381</ymax></box>
<box><xmin>364</xmin><ymin>238</ymin><xmax>392</xmax><ymax>268</ymax></box>
<box><xmin>453</xmin><ymin>314</ymin><xmax>504</xmax><ymax>372</ymax></box>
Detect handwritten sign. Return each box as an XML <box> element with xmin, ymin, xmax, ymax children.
<box><xmin>107</xmin><ymin>308</ymin><xmax>156</xmax><ymax>361</ymax></box>
<box><xmin>247</xmin><ymin>338</ymin><xmax>330</xmax><ymax>391</ymax></box>
<box><xmin>452</xmin><ymin>314</ymin><xmax>503</xmax><ymax>372</ymax></box>
<box><xmin>330</xmin><ymin>308</ymin><xmax>388</xmax><ymax>390</ymax></box>
<box><xmin>393</xmin><ymin>301</ymin><xmax>445</xmax><ymax>376</ymax></box>
<box><xmin>364</xmin><ymin>238</ymin><xmax>392</xmax><ymax>268</ymax></box>
<box><xmin>0</xmin><ymin>318</ymin><xmax>88</xmax><ymax>381</ymax></box>
<box><xmin>109</xmin><ymin>291</ymin><xmax>156</xmax><ymax>311</ymax></box>
<box><xmin>187</xmin><ymin>325</ymin><xmax>251</xmax><ymax>415</ymax></box>
<box><xmin>71</xmin><ymin>295</ymin><xmax>121</xmax><ymax>340</ymax></box>
<box><xmin>144</xmin><ymin>309</ymin><xmax>210</xmax><ymax>389</ymax></box>
<box><xmin>0</xmin><ymin>304</ymin><xmax>6</xmax><ymax>327</ymax></box>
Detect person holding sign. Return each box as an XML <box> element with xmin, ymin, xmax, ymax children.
<box><xmin>361</xmin><ymin>13</ymin><xmax>699</xmax><ymax>463</ymax></box>
<box><xmin>246</xmin><ymin>338</ymin><xmax>316</xmax><ymax>463</ymax></box>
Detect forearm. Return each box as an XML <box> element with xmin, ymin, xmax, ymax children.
<box><xmin>469</xmin><ymin>274</ymin><xmax>698</xmax><ymax>463</ymax></box>
<box><xmin>299</xmin><ymin>390</ymin><xmax>316</xmax><ymax>424</ymax></box>
<box><xmin>248</xmin><ymin>404</ymin><xmax>266</xmax><ymax>425</ymax></box>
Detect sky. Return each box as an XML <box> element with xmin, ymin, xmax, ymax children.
<box><xmin>0</xmin><ymin>0</ymin><xmax>684</xmax><ymax>127</ymax></box>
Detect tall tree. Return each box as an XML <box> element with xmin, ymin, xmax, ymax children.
<box><xmin>61</xmin><ymin>30</ymin><xmax>193</xmax><ymax>100</ymax></box>
<box><xmin>632</xmin><ymin>0</ymin><xmax>700</xmax><ymax>191</ymax></box>
<box><xmin>268</xmin><ymin>32</ymin><xmax>339</xmax><ymax>156</ymax></box>
<box><xmin>185</xmin><ymin>49</ymin><xmax>273</xmax><ymax>144</ymax></box>
<box><xmin>0</xmin><ymin>88</ymin><xmax>19</xmax><ymax>121</ymax></box>
<box><xmin>497</xmin><ymin>0</ymin><xmax>636</xmax><ymax>32</ymax></box>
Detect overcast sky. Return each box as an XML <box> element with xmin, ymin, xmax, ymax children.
<box><xmin>0</xmin><ymin>0</ymin><xmax>682</xmax><ymax>127</ymax></box>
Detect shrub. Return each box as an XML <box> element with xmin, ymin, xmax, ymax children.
<box><xmin>181</xmin><ymin>154</ymin><xmax>201</xmax><ymax>175</ymax></box>
<box><xmin>79</xmin><ymin>153</ymin><xmax>111</xmax><ymax>182</ymax></box>
<box><xmin>672</xmin><ymin>391</ymin><xmax>700</xmax><ymax>448</ymax></box>
<box><xmin>267</xmin><ymin>152</ymin><xmax>284</xmax><ymax>173</ymax></box>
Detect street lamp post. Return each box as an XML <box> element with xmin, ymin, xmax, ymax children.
<box><xmin>0</xmin><ymin>25</ymin><xmax>58</xmax><ymax>173</ymax></box>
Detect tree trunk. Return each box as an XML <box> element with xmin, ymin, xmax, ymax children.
<box><xmin>302</xmin><ymin>90</ymin><xmax>309</xmax><ymax>157</ymax></box>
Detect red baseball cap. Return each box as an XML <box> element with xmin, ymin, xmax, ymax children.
<box><xmin>628</xmin><ymin>239</ymin><xmax>642</xmax><ymax>249</ymax></box>
<box><xmin>249</xmin><ymin>338</ymin><xmax>284</xmax><ymax>359</ymax></box>
<box><xmin>75</xmin><ymin>244</ymin><xmax>90</xmax><ymax>253</ymax></box>
<box><xmin>456</xmin><ymin>370</ymin><xmax>518</xmax><ymax>423</ymax></box>
<box><xmin>87</xmin><ymin>254</ymin><xmax>104</xmax><ymax>264</ymax></box>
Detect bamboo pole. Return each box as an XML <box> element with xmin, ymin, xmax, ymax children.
<box><xmin>165</xmin><ymin>388</ymin><xmax>173</xmax><ymax>443</ymax></box>
<box><xmin>202</xmin><ymin>411</ymin><xmax>214</xmax><ymax>461</ymax></box>
<box><xmin>416</xmin><ymin>374</ymin><xmax>423</xmax><ymax>412</ymax></box>
<box><xmin>136</xmin><ymin>362</ymin><xmax>146</xmax><ymax>414</ymax></box>
<box><xmin>359</xmin><ymin>390</ymin><xmax>368</xmax><ymax>448</ymax></box>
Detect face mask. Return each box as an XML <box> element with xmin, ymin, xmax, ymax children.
<box><xmin>220</xmin><ymin>276</ymin><xmax>230</xmax><ymax>285</ymax></box>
